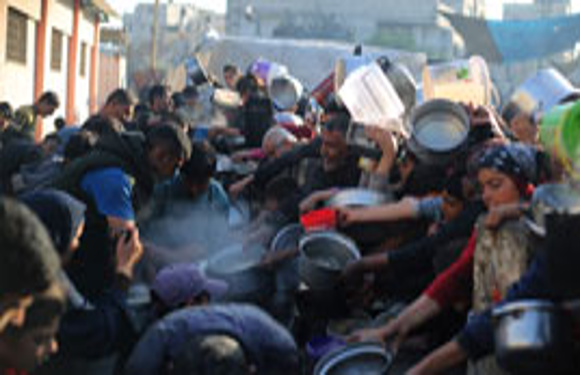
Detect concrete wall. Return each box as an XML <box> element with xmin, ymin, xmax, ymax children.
<box><xmin>75</xmin><ymin>9</ymin><xmax>96</xmax><ymax>123</ymax></box>
<box><xmin>41</xmin><ymin>0</ymin><xmax>73</xmax><ymax>133</ymax></box>
<box><xmin>98</xmin><ymin>49</ymin><xmax>126</xmax><ymax>109</ymax></box>
<box><xmin>0</xmin><ymin>0</ymin><xmax>40</xmax><ymax>108</ymax></box>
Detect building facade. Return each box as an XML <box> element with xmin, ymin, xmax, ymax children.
<box><xmin>225</xmin><ymin>0</ymin><xmax>483</xmax><ymax>60</ymax></box>
<box><xmin>504</xmin><ymin>0</ymin><xmax>572</xmax><ymax>20</ymax></box>
<box><xmin>0</xmin><ymin>0</ymin><xmax>115</xmax><ymax>139</ymax></box>
<box><xmin>123</xmin><ymin>2</ymin><xmax>225</xmax><ymax>85</ymax></box>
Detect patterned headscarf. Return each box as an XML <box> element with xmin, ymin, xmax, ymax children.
<box><xmin>477</xmin><ymin>143</ymin><xmax>538</xmax><ymax>196</ymax></box>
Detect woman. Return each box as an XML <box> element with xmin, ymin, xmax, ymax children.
<box><xmin>349</xmin><ymin>143</ymin><xmax>540</xmax><ymax>375</ymax></box>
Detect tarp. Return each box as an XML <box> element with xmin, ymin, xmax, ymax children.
<box><xmin>444</xmin><ymin>12</ymin><xmax>580</xmax><ymax>63</ymax></box>
<box><xmin>194</xmin><ymin>36</ymin><xmax>427</xmax><ymax>90</ymax></box>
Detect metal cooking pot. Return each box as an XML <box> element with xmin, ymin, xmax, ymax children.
<box><xmin>407</xmin><ymin>99</ymin><xmax>470</xmax><ymax>166</ymax></box>
<box><xmin>327</xmin><ymin>190</ymin><xmax>392</xmax><ymax>251</ymax></box>
<box><xmin>313</xmin><ymin>342</ymin><xmax>393</xmax><ymax>375</ymax></box>
<box><xmin>501</xmin><ymin>68</ymin><xmax>579</xmax><ymax>125</ymax></box>
<box><xmin>492</xmin><ymin>299</ymin><xmax>576</xmax><ymax>373</ymax></box>
<box><xmin>269</xmin><ymin>75</ymin><xmax>303</xmax><ymax>111</ymax></box>
<box><xmin>270</xmin><ymin>224</ymin><xmax>304</xmax><ymax>252</ymax></box>
<box><xmin>299</xmin><ymin>231</ymin><xmax>360</xmax><ymax>291</ymax></box>
<box><xmin>205</xmin><ymin>244</ymin><xmax>270</xmax><ymax>301</ymax></box>
<box><xmin>377</xmin><ymin>56</ymin><xmax>417</xmax><ymax>120</ymax></box>
<box><xmin>525</xmin><ymin>183</ymin><xmax>580</xmax><ymax>237</ymax></box>
<box><xmin>327</xmin><ymin>188</ymin><xmax>388</xmax><ymax>209</ymax></box>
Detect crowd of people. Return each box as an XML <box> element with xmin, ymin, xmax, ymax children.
<box><xmin>0</xmin><ymin>55</ymin><xmax>579</xmax><ymax>375</ymax></box>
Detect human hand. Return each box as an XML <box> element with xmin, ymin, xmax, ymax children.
<box><xmin>115</xmin><ymin>228</ymin><xmax>143</xmax><ymax>279</ymax></box>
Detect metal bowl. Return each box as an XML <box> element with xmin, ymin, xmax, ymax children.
<box><xmin>299</xmin><ymin>231</ymin><xmax>360</xmax><ymax>291</ymax></box>
<box><xmin>314</xmin><ymin>342</ymin><xmax>393</xmax><ymax>375</ymax></box>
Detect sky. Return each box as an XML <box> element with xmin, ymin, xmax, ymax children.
<box><xmin>109</xmin><ymin>0</ymin><xmax>579</xmax><ymax>20</ymax></box>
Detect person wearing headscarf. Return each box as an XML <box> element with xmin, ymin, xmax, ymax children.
<box><xmin>349</xmin><ymin>143</ymin><xmax>540</xmax><ymax>375</ymax></box>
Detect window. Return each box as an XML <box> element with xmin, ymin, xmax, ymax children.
<box><xmin>80</xmin><ymin>42</ymin><xmax>87</xmax><ymax>77</ymax></box>
<box><xmin>51</xmin><ymin>28</ymin><xmax>63</xmax><ymax>71</ymax></box>
<box><xmin>6</xmin><ymin>8</ymin><xmax>28</xmax><ymax>64</ymax></box>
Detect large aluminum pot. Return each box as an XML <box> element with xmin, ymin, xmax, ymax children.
<box><xmin>313</xmin><ymin>342</ymin><xmax>393</xmax><ymax>375</ymax></box>
<box><xmin>205</xmin><ymin>244</ymin><xmax>270</xmax><ymax>301</ymax></box>
<box><xmin>501</xmin><ymin>68</ymin><xmax>579</xmax><ymax>124</ymax></box>
<box><xmin>299</xmin><ymin>231</ymin><xmax>360</xmax><ymax>291</ymax></box>
<box><xmin>492</xmin><ymin>300</ymin><xmax>576</xmax><ymax>373</ymax></box>
<box><xmin>407</xmin><ymin>99</ymin><xmax>470</xmax><ymax>166</ymax></box>
<box><xmin>269</xmin><ymin>75</ymin><xmax>303</xmax><ymax>111</ymax></box>
<box><xmin>525</xmin><ymin>183</ymin><xmax>580</xmax><ymax>237</ymax></box>
<box><xmin>327</xmin><ymin>188</ymin><xmax>388</xmax><ymax>209</ymax></box>
<box><xmin>327</xmin><ymin>189</ymin><xmax>392</xmax><ymax>250</ymax></box>
<box><xmin>377</xmin><ymin>56</ymin><xmax>417</xmax><ymax>119</ymax></box>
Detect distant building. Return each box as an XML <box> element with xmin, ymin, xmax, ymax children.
<box><xmin>98</xmin><ymin>27</ymin><xmax>128</xmax><ymax>109</ymax></box>
<box><xmin>226</xmin><ymin>0</ymin><xmax>484</xmax><ymax>60</ymax></box>
<box><xmin>0</xmin><ymin>0</ymin><xmax>116</xmax><ymax>138</ymax></box>
<box><xmin>504</xmin><ymin>0</ymin><xmax>572</xmax><ymax>20</ymax></box>
<box><xmin>124</xmin><ymin>2</ymin><xmax>225</xmax><ymax>82</ymax></box>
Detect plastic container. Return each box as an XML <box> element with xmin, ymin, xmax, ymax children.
<box><xmin>422</xmin><ymin>56</ymin><xmax>492</xmax><ymax>106</ymax></box>
<box><xmin>300</xmin><ymin>208</ymin><xmax>338</xmax><ymax>232</ymax></box>
<box><xmin>540</xmin><ymin>100</ymin><xmax>580</xmax><ymax>180</ymax></box>
<box><xmin>338</xmin><ymin>61</ymin><xmax>405</xmax><ymax>131</ymax></box>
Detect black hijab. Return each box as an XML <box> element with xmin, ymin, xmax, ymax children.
<box><xmin>21</xmin><ymin>189</ymin><xmax>86</xmax><ymax>256</ymax></box>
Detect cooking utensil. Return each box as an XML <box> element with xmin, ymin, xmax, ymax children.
<box><xmin>492</xmin><ymin>299</ymin><xmax>576</xmax><ymax>374</ymax></box>
<box><xmin>269</xmin><ymin>75</ymin><xmax>303</xmax><ymax>111</ymax></box>
<box><xmin>501</xmin><ymin>68</ymin><xmax>579</xmax><ymax>125</ymax></box>
<box><xmin>327</xmin><ymin>188</ymin><xmax>387</xmax><ymax>208</ymax></box>
<box><xmin>407</xmin><ymin>99</ymin><xmax>470</xmax><ymax>166</ymax></box>
<box><xmin>525</xmin><ymin>183</ymin><xmax>580</xmax><ymax>237</ymax></box>
<box><xmin>205</xmin><ymin>244</ymin><xmax>269</xmax><ymax>301</ymax></box>
<box><xmin>377</xmin><ymin>56</ymin><xmax>417</xmax><ymax>120</ymax></box>
<box><xmin>313</xmin><ymin>342</ymin><xmax>394</xmax><ymax>375</ymax></box>
<box><xmin>299</xmin><ymin>231</ymin><xmax>360</xmax><ymax>291</ymax></box>
<box><xmin>270</xmin><ymin>224</ymin><xmax>304</xmax><ymax>252</ymax></box>
<box><xmin>327</xmin><ymin>189</ymin><xmax>392</xmax><ymax>250</ymax></box>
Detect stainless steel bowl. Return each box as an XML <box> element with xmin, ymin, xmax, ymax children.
<box><xmin>314</xmin><ymin>342</ymin><xmax>393</xmax><ymax>375</ymax></box>
<box><xmin>492</xmin><ymin>299</ymin><xmax>576</xmax><ymax>373</ymax></box>
<box><xmin>299</xmin><ymin>231</ymin><xmax>360</xmax><ymax>291</ymax></box>
<box><xmin>407</xmin><ymin>99</ymin><xmax>470</xmax><ymax>166</ymax></box>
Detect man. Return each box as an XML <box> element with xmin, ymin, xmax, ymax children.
<box><xmin>140</xmin><ymin>142</ymin><xmax>230</xmax><ymax>262</ymax></box>
<box><xmin>135</xmin><ymin>85</ymin><xmax>173</xmax><ymax>132</ymax></box>
<box><xmin>0</xmin><ymin>285</ymin><xmax>66</xmax><ymax>373</ymax></box>
<box><xmin>300</xmin><ymin>113</ymin><xmax>361</xmax><ymax>198</ymax></box>
<box><xmin>14</xmin><ymin>91</ymin><xmax>60</xmax><ymax>140</ymax></box>
<box><xmin>54</xmin><ymin>124</ymin><xmax>191</xmax><ymax>299</ymax></box>
<box><xmin>0</xmin><ymin>198</ymin><xmax>61</xmax><ymax>334</ymax></box>
<box><xmin>223</xmin><ymin>64</ymin><xmax>242</xmax><ymax>91</ymax></box>
<box><xmin>124</xmin><ymin>304</ymin><xmax>299</xmax><ymax>375</ymax></box>
<box><xmin>150</xmin><ymin>264</ymin><xmax>228</xmax><ymax>317</ymax></box>
<box><xmin>83</xmin><ymin>89</ymin><xmax>135</xmax><ymax>136</ymax></box>
<box><xmin>169</xmin><ymin>334</ymin><xmax>253</xmax><ymax>375</ymax></box>
<box><xmin>175</xmin><ymin>86</ymin><xmax>207</xmax><ymax>131</ymax></box>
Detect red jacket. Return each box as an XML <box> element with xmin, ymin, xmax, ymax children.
<box><xmin>424</xmin><ymin>231</ymin><xmax>476</xmax><ymax>308</ymax></box>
